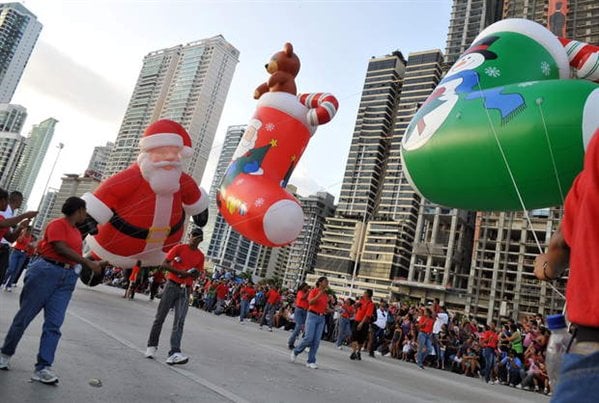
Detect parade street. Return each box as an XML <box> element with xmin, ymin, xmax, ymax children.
<box><xmin>0</xmin><ymin>285</ymin><xmax>548</xmax><ymax>403</ymax></box>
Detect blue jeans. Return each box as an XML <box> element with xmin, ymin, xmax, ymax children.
<box><xmin>482</xmin><ymin>347</ymin><xmax>496</xmax><ymax>382</ymax></box>
<box><xmin>417</xmin><ymin>332</ymin><xmax>433</xmax><ymax>367</ymax></box>
<box><xmin>336</xmin><ymin>317</ymin><xmax>352</xmax><ymax>347</ymax></box>
<box><xmin>2</xmin><ymin>249</ymin><xmax>28</xmax><ymax>287</ymax></box>
<box><xmin>240</xmin><ymin>299</ymin><xmax>250</xmax><ymax>321</ymax></box>
<box><xmin>552</xmin><ymin>351</ymin><xmax>599</xmax><ymax>402</ymax></box>
<box><xmin>1</xmin><ymin>258</ymin><xmax>79</xmax><ymax>370</ymax></box>
<box><xmin>288</xmin><ymin>308</ymin><xmax>307</xmax><ymax>348</ymax></box>
<box><xmin>260</xmin><ymin>303</ymin><xmax>277</xmax><ymax>329</ymax></box>
<box><xmin>293</xmin><ymin>312</ymin><xmax>325</xmax><ymax>364</ymax></box>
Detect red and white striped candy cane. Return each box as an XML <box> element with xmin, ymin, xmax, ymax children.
<box><xmin>298</xmin><ymin>93</ymin><xmax>339</xmax><ymax>126</ymax></box>
<box><xmin>559</xmin><ymin>37</ymin><xmax>599</xmax><ymax>82</ymax></box>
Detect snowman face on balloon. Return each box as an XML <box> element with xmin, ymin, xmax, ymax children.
<box><xmin>447</xmin><ymin>53</ymin><xmax>486</xmax><ymax>77</ymax></box>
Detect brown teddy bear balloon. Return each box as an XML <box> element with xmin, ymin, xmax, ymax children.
<box><xmin>254</xmin><ymin>42</ymin><xmax>300</xmax><ymax>98</ymax></box>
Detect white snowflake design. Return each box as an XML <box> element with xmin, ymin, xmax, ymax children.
<box><xmin>484</xmin><ymin>66</ymin><xmax>501</xmax><ymax>78</ymax></box>
<box><xmin>265</xmin><ymin>122</ymin><xmax>275</xmax><ymax>132</ymax></box>
<box><xmin>236</xmin><ymin>178</ymin><xmax>245</xmax><ymax>185</ymax></box>
<box><xmin>254</xmin><ymin>198</ymin><xmax>265</xmax><ymax>207</ymax></box>
<box><xmin>541</xmin><ymin>61</ymin><xmax>551</xmax><ymax>76</ymax></box>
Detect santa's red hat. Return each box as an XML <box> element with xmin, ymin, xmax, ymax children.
<box><xmin>139</xmin><ymin>119</ymin><xmax>193</xmax><ymax>158</ymax></box>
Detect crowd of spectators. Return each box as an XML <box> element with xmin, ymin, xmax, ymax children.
<box><xmin>103</xmin><ymin>268</ymin><xmax>552</xmax><ymax>396</ymax></box>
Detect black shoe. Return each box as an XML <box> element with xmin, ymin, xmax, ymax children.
<box><xmin>350</xmin><ymin>352</ymin><xmax>357</xmax><ymax>360</ymax></box>
<box><xmin>357</xmin><ymin>352</ymin><xmax>362</xmax><ymax>360</ymax></box>
<box><xmin>369</xmin><ymin>352</ymin><xmax>375</xmax><ymax>358</ymax></box>
<box><xmin>288</xmin><ymin>345</ymin><xmax>294</xmax><ymax>350</ymax></box>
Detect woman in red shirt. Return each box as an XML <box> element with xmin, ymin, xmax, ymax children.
<box><xmin>350</xmin><ymin>289</ymin><xmax>375</xmax><ymax>360</ymax></box>
<box><xmin>288</xmin><ymin>282</ymin><xmax>310</xmax><ymax>349</ymax></box>
<box><xmin>290</xmin><ymin>277</ymin><xmax>329</xmax><ymax>369</ymax></box>
<box><xmin>0</xmin><ymin>197</ymin><xmax>104</xmax><ymax>384</ymax></box>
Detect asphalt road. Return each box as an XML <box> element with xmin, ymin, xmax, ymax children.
<box><xmin>0</xmin><ymin>284</ymin><xmax>549</xmax><ymax>403</ymax></box>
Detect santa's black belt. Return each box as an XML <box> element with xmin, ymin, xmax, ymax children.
<box><xmin>109</xmin><ymin>212</ymin><xmax>185</xmax><ymax>241</ymax></box>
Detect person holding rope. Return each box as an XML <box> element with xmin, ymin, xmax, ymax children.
<box><xmin>0</xmin><ymin>196</ymin><xmax>104</xmax><ymax>384</ymax></box>
<box><xmin>145</xmin><ymin>227</ymin><xmax>204</xmax><ymax>365</ymax></box>
<box><xmin>534</xmin><ymin>128</ymin><xmax>599</xmax><ymax>400</ymax></box>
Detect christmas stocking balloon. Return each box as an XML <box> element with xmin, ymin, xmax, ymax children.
<box><xmin>217</xmin><ymin>43</ymin><xmax>338</xmax><ymax>247</ymax></box>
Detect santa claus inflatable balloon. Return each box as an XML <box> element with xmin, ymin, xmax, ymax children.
<box><xmin>217</xmin><ymin>42</ymin><xmax>338</xmax><ymax>247</ymax></box>
<box><xmin>401</xmin><ymin>18</ymin><xmax>599</xmax><ymax>212</ymax></box>
<box><xmin>79</xmin><ymin>119</ymin><xmax>209</xmax><ymax>285</ymax></box>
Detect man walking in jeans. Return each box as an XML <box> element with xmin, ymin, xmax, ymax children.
<box><xmin>145</xmin><ymin>227</ymin><xmax>204</xmax><ymax>365</ymax></box>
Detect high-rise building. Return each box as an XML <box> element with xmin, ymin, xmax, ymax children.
<box><xmin>10</xmin><ymin>118</ymin><xmax>58</xmax><ymax>204</ymax></box>
<box><xmin>85</xmin><ymin>141</ymin><xmax>114</xmax><ymax>181</ymax></box>
<box><xmin>445</xmin><ymin>0</ymin><xmax>503</xmax><ymax>64</ymax></box>
<box><xmin>503</xmin><ymin>0</ymin><xmax>599</xmax><ymax>44</ymax></box>
<box><xmin>465</xmin><ymin>208</ymin><xmax>567</xmax><ymax>322</ymax></box>
<box><xmin>33</xmin><ymin>188</ymin><xmax>57</xmax><ymax>234</ymax></box>
<box><xmin>0</xmin><ymin>131</ymin><xmax>25</xmax><ymax>189</ymax></box>
<box><xmin>0</xmin><ymin>103</ymin><xmax>26</xmax><ymax>188</ymax></box>
<box><xmin>0</xmin><ymin>3</ymin><xmax>42</xmax><ymax>103</ymax></box>
<box><xmin>311</xmin><ymin>51</ymin><xmax>407</xmax><ymax>300</ymax></box>
<box><xmin>47</xmin><ymin>174</ymin><xmax>100</xmax><ymax>223</ymax></box>
<box><xmin>0</xmin><ymin>103</ymin><xmax>26</xmax><ymax>132</ymax></box>
<box><xmin>282</xmin><ymin>191</ymin><xmax>336</xmax><ymax>289</ymax></box>
<box><xmin>105</xmin><ymin>35</ymin><xmax>239</xmax><ymax>186</ymax></box>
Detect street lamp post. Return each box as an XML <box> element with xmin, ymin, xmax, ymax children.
<box><xmin>36</xmin><ymin>142</ymin><xmax>64</xmax><ymax>213</ymax></box>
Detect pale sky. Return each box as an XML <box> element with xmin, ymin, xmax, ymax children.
<box><xmin>12</xmin><ymin>0</ymin><xmax>452</xmax><ymax>209</ymax></box>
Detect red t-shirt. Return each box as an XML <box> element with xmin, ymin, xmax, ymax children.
<box><xmin>165</xmin><ymin>244</ymin><xmax>204</xmax><ymax>287</ymax></box>
<box><xmin>266</xmin><ymin>289</ymin><xmax>280</xmax><ymax>305</ymax></box>
<box><xmin>14</xmin><ymin>233</ymin><xmax>32</xmax><ymax>251</ymax></box>
<box><xmin>341</xmin><ymin>304</ymin><xmax>355</xmax><ymax>319</ymax></box>
<box><xmin>354</xmin><ymin>297</ymin><xmax>375</xmax><ymax>322</ymax></box>
<box><xmin>307</xmin><ymin>288</ymin><xmax>328</xmax><ymax>314</ymax></box>
<box><xmin>418</xmin><ymin>316</ymin><xmax>434</xmax><ymax>334</ymax></box>
<box><xmin>216</xmin><ymin>283</ymin><xmax>228</xmax><ymax>299</ymax></box>
<box><xmin>481</xmin><ymin>330</ymin><xmax>499</xmax><ymax>349</ymax></box>
<box><xmin>241</xmin><ymin>286</ymin><xmax>256</xmax><ymax>301</ymax></box>
<box><xmin>37</xmin><ymin>217</ymin><xmax>82</xmax><ymax>265</ymax></box>
<box><xmin>295</xmin><ymin>289</ymin><xmax>309</xmax><ymax>310</ymax></box>
<box><xmin>562</xmin><ymin>130</ymin><xmax>599</xmax><ymax>327</ymax></box>
<box><xmin>129</xmin><ymin>265</ymin><xmax>140</xmax><ymax>282</ymax></box>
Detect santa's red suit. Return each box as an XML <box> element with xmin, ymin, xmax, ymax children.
<box><xmin>82</xmin><ymin>120</ymin><xmax>208</xmax><ymax>268</ymax></box>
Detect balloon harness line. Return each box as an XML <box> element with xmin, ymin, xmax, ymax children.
<box><xmin>474</xmin><ymin>75</ymin><xmax>567</xmax><ymax>310</ymax></box>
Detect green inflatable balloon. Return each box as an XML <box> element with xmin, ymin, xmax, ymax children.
<box><xmin>401</xmin><ymin>19</ymin><xmax>599</xmax><ymax>211</ymax></box>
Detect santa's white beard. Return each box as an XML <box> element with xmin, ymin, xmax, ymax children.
<box><xmin>138</xmin><ymin>153</ymin><xmax>182</xmax><ymax>195</ymax></box>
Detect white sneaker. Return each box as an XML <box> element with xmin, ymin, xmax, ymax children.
<box><xmin>166</xmin><ymin>352</ymin><xmax>189</xmax><ymax>365</ymax></box>
<box><xmin>337</xmin><ymin>346</ymin><xmax>343</xmax><ymax>350</ymax></box>
<box><xmin>290</xmin><ymin>351</ymin><xmax>297</xmax><ymax>362</ymax></box>
<box><xmin>0</xmin><ymin>353</ymin><xmax>10</xmax><ymax>370</ymax></box>
<box><xmin>31</xmin><ymin>367</ymin><xmax>59</xmax><ymax>384</ymax></box>
<box><xmin>145</xmin><ymin>346</ymin><xmax>157</xmax><ymax>358</ymax></box>
<box><xmin>268</xmin><ymin>328</ymin><xmax>273</xmax><ymax>332</ymax></box>
<box><xmin>306</xmin><ymin>362</ymin><xmax>318</xmax><ymax>369</ymax></box>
